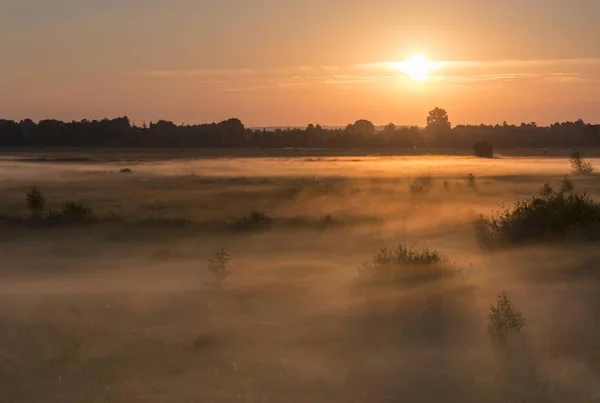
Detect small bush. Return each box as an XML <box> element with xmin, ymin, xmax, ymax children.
<box><xmin>26</xmin><ymin>187</ymin><xmax>46</xmax><ymax>218</ymax></box>
<box><xmin>466</xmin><ymin>173</ymin><xmax>476</xmax><ymax>189</ymax></box>
<box><xmin>570</xmin><ymin>149</ymin><xmax>594</xmax><ymax>175</ymax></box>
<box><xmin>358</xmin><ymin>244</ymin><xmax>457</xmax><ymax>285</ymax></box>
<box><xmin>476</xmin><ymin>182</ymin><xmax>600</xmax><ymax>245</ymax></box>
<box><xmin>61</xmin><ymin>201</ymin><xmax>92</xmax><ymax>220</ymax></box>
<box><xmin>320</xmin><ymin>213</ymin><xmax>339</xmax><ymax>228</ymax></box>
<box><xmin>232</xmin><ymin>211</ymin><xmax>273</xmax><ymax>230</ymax></box>
<box><xmin>150</xmin><ymin>200</ymin><xmax>167</xmax><ymax>215</ymax></box>
<box><xmin>473</xmin><ymin>140</ymin><xmax>494</xmax><ymax>158</ymax></box>
<box><xmin>208</xmin><ymin>249</ymin><xmax>231</xmax><ymax>283</ymax></box>
<box><xmin>560</xmin><ymin>175</ymin><xmax>574</xmax><ymax>194</ymax></box>
<box><xmin>409</xmin><ymin>176</ymin><xmax>433</xmax><ymax>195</ymax></box>
<box><xmin>119</xmin><ymin>168</ymin><xmax>133</xmax><ymax>173</ymax></box>
<box><xmin>488</xmin><ymin>291</ymin><xmax>525</xmax><ymax>343</ymax></box>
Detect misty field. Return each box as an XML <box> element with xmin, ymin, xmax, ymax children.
<box><xmin>2</xmin><ymin>151</ymin><xmax>600</xmax><ymax>403</ymax></box>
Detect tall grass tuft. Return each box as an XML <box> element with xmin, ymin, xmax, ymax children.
<box><xmin>358</xmin><ymin>244</ymin><xmax>458</xmax><ymax>285</ymax></box>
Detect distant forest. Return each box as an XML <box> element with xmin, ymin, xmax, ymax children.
<box><xmin>1</xmin><ymin>108</ymin><xmax>599</xmax><ymax>149</ymax></box>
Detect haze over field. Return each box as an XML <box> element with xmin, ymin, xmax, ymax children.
<box><xmin>1</xmin><ymin>154</ymin><xmax>600</xmax><ymax>402</ymax></box>
<box><xmin>3</xmin><ymin>1</ymin><xmax>600</xmax><ymax>402</ymax></box>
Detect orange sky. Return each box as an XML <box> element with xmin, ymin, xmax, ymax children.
<box><xmin>2</xmin><ymin>0</ymin><xmax>600</xmax><ymax>126</ymax></box>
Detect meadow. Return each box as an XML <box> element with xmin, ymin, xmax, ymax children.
<box><xmin>2</xmin><ymin>150</ymin><xmax>600</xmax><ymax>402</ymax></box>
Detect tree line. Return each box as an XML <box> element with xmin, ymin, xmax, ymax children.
<box><xmin>0</xmin><ymin>109</ymin><xmax>598</xmax><ymax>149</ymax></box>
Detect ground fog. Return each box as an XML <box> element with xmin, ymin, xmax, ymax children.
<box><xmin>1</xmin><ymin>153</ymin><xmax>600</xmax><ymax>402</ymax></box>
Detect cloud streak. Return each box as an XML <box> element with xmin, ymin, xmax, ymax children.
<box><xmin>130</xmin><ymin>58</ymin><xmax>600</xmax><ymax>91</ymax></box>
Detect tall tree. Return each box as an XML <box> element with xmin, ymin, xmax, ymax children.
<box><xmin>346</xmin><ymin>119</ymin><xmax>375</xmax><ymax>136</ymax></box>
<box><xmin>426</xmin><ymin>108</ymin><xmax>451</xmax><ymax>133</ymax></box>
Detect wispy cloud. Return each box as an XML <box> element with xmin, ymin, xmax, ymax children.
<box><xmin>130</xmin><ymin>68</ymin><xmax>259</xmax><ymax>79</ymax></box>
<box><xmin>130</xmin><ymin>58</ymin><xmax>600</xmax><ymax>91</ymax></box>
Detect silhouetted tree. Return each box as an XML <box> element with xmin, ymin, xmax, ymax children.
<box><xmin>382</xmin><ymin>123</ymin><xmax>396</xmax><ymax>134</ymax></box>
<box><xmin>0</xmin><ymin>113</ymin><xmax>599</xmax><ymax>150</ymax></box>
<box><xmin>346</xmin><ymin>119</ymin><xmax>375</xmax><ymax>136</ymax></box>
<box><xmin>426</xmin><ymin>108</ymin><xmax>452</xmax><ymax>133</ymax></box>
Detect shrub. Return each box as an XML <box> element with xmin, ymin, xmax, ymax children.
<box><xmin>232</xmin><ymin>211</ymin><xmax>273</xmax><ymax>230</ymax></box>
<box><xmin>61</xmin><ymin>201</ymin><xmax>92</xmax><ymax>220</ymax></box>
<box><xmin>208</xmin><ymin>249</ymin><xmax>231</xmax><ymax>283</ymax></box>
<box><xmin>473</xmin><ymin>140</ymin><xmax>494</xmax><ymax>158</ymax></box>
<box><xmin>488</xmin><ymin>291</ymin><xmax>525</xmax><ymax>343</ymax></box>
<box><xmin>570</xmin><ymin>149</ymin><xmax>594</xmax><ymax>175</ymax></box>
<box><xmin>26</xmin><ymin>187</ymin><xmax>46</xmax><ymax>218</ymax></box>
<box><xmin>119</xmin><ymin>168</ymin><xmax>133</xmax><ymax>173</ymax></box>
<box><xmin>466</xmin><ymin>173</ymin><xmax>476</xmax><ymax>189</ymax></box>
<box><xmin>476</xmin><ymin>182</ymin><xmax>600</xmax><ymax>245</ymax></box>
<box><xmin>150</xmin><ymin>200</ymin><xmax>167</xmax><ymax>216</ymax></box>
<box><xmin>560</xmin><ymin>175</ymin><xmax>574</xmax><ymax>194</ymax></box>
<box><xmin>320</xmin><ymin>213</ymin><xmax>337</xmax><ymax>227</ymax></box>
<box><xmin>358</xmin><ymin>244</ymin><xmax>457</xmax><ymax>285</ymax></box>
<box><xmin>409</xmin><ymin>176</ymin><xmax>433</xmax><ymax>195</ymax></box>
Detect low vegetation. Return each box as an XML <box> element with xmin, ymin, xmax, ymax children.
<box><xmin>60</xmin><ymin>201</ymin><xmax>93</xmax><ymax>220</ymax></box>
<box><xmin>487</xmin><ymin>291</ymin><xmax>525</xmax><ymax>343</ymax></box>
<box><xmin>26</xmin><ymin>187</ymin><xmax>46</xmax><ymax>218</ymax></box>
<box><xmin>232</xmin><ymin>211</ymin><xmax>273</xmax><ymax>231</ymax></box>
<box><xmin>476</xmin><ymin>179</ymin><xmax>600</xmax><ymax>245</ymax></box>
<box><xmin>25</xmin><ymin>188</ymin><xmax>92</xmax><ymax>223</ymax></box>
<box><xmin>149</xmin><ymin>199</ymin><xmax>167</xmax><ymax>216</ymax></box>
<box><xmin>466</xmin><ymin>173</ymin><xmax>476</xmax><ymax>189</ymax></box>
<box><xmin>409</xmin><ymin>176</ymin><xmax>433</xmax><ymax>195</ymax></box>
<box><xmin>358</xmin><ymin>244</ymin><xmax>458</xmax><ymax>285</ymax></box>
<box><xmin>207</xmin><ymin>249</ymin><xmax>231</xmax><ymax>284</ymax></box>
<box><xmin>443</xmin><ymin>179</ymin><xmax>450</xmax><ymax>191</ymax></box>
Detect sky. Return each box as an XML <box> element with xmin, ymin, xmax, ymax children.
<box><xmin>2</xmin><ymin>0</ymin><xmax>600</xmax><ymax>127</ymax></box>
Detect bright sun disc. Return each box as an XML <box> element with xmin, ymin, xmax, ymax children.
<box><xmin>400</xmin><ymin>55</ymin><xmax>435</xmax><ymax>81</ymax></box>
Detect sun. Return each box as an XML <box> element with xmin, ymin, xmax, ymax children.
<box><xmin>399</xmin><ymin>55</ymin><xmax>436</xmax><ymax>81</ymax></box>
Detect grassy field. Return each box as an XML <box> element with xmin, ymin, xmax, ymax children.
<box><xmin>2</xmin><ymin>151</ymin><xmax>600</xmax><ymax>402</ymax></box>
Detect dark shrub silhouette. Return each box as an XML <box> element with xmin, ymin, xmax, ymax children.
<box><xmin>570</xmin><ymin>149</ymin><xmax>594</xmax><ymax>175</ymax></box>
<box><xmin>488</xmin><ymin>291</ymin><xmax>525</xmax><ymax>344</ymax></box>
<box><xmin>473</xmin><ymin>140</ymin><xmax>494</xmax><ymax>158</ymax></box>
<box><xmin>26</xmin><ymin>187</ymin><xmax>46</xmax><ymax>218</ymax></box>
<box><xmin>476</xmin><ymin>182</ymin><xmax>600</xmax><ymax>245</ymax></box>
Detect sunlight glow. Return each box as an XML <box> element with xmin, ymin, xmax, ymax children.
<box><xmin>397</xmin><ymin>55</ymin><xmax>437</xmax><ymax>81</ymax></box>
